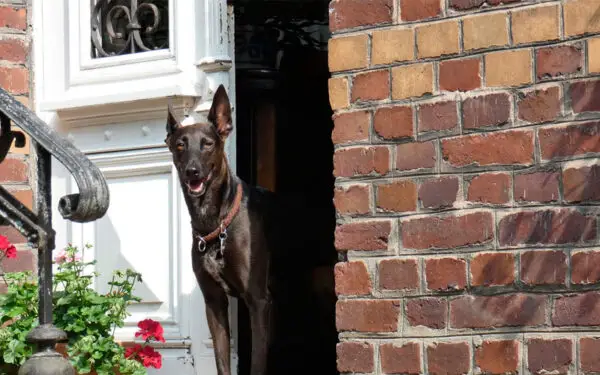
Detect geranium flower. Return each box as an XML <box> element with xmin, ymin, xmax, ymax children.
<box><xmin>125</xmin><ymin>344</ymin><xmax>142</xmax><ymax>359</ymax></box>
<box><xmin>135</xmin><ymin>319</ymin><xmax>165</xmax><ymax>343</ymax></box>
<box><xmin>0</xmin><ymin>235</ymin><xmax>16</xmax><ymax>259</ymax></box>
<box><xmin>4</xmin><ymin>245</ymin><xmax>16</xmax><ymax>259</ymax></box>
<box><xmin>139</xmin><ymin>346</ymin><xmax>162</xmax><ymax>369</ymax></box>
<box><xmin>54</xmin><ymin>249</ymin><xmax>81</xmax><ymax>264</ymax></box>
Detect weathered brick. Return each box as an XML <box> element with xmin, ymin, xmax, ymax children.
<box><xmin>570</xmin><ymin>80</ymin><xmax>600</xmax><ymax>113</ymax></box>
<box><xmin>450</xmin><ymin>294</ymin><xmax>546</xmax><ymax>328</ymax></box>
<box><xmin>450</xmin><ymin>0</ymin><xmax>484</xmax><ymax>10</ymax></box>
<box><xmin>518</xmin><ymin>86</ymin><xmax>561</xmax><ymax>123</ymax></box>
<box><xmin>329</xmin><ymin>35</ymin><xmax>368</xmax><ymax>72</ymax></box>
<box><xmin>0</xmin><ymin>37</ymin><xmax>27</xmax><ymax>63</ymax></box>
<box><xmin>527</xmin><ymin>339</ymin><xmax>572</xmax><ymax>374</ymax></box>
<box><xmin>396</xmin><ymin>141</ymin><xmax>436</xmax><ymax>171</ymax></box>
<box><xmin>572</xmin><ymin>251</ymin><xmax>600</xmax><ymax>284</ymax></box>
<box><xmin>580</xmin><ymin>337</ymin><xmax>600</xmax><ymax>373</ymax></box>
<box><xmin>335</xmin><ymin>184</ymin><xmax>370</xmax><ymax>215</ymax></box>
<box><xmin>372</xmin><ymin>28</ymin><xmax>414</xmax><ymax>66</ymax></box>
<box><xmin>520</xmin><ymin>250</ymin><xmax>567</xmax><ymax>286</ymax></box>
<box><xmin>401</xmin><ymin>211</ymin><xmax>494</xmax><ymax>250</ymax></box>
<box><xmin>0</xmin><ymin>66</ymin><xmax>29</xmax><ymax>94</ymax></box>
<box><xmin>336</xmin><ymin>299</ymin><xmax>400</xmax><ymax>332</ymax></box>
<box><xmin>352</xmin><ymin>70</ymin><xmax>389</xmax><ymax>103</ymax></box>
<box><xmin>380</xmin><ymin>342</ymin><xmax>421</xmax><ymax>375</ymax></box>
<box><xmin>475</xmin><ymin>340</ymin><xmax>519</xmax><ymax>375</ymax></box>
<box><xmin>329</xmin><ymin>0</ymin><xmax>392</xmax><ymax>31</ymax></box>
<box><xmin>335</xmin><ymin>220</ymin><xmax>391</xmax><ymax>251</ymax></box>
<box><xmin>328</xmin><ymin>77</ymin><xmax>349</xmax><ymax>110</ymax></box>
<box><xmin>498</xmin><ymin>208</ymin><xmax>596</xmax><ymax>247</ymax></box>
<box><xmin>406</xmin><ymin>297</ymin><xmax>447</xmax><ymax>329</ymax></box>
<box><xmin>392</xmin><ymin>63</ymin><xmax>434</xmax><ymax>100</ymax></box>
<box><xmin>442</xmin><ymin>131</ymin><xmax>534</xmax><ymax>167</ymax></box>
<box><xmin>462</xmin><ymin>93</ymin><xmax>511</xmax><ymax>130</ymax></box>
<box><xmin>470</xmin><ymin>252</ymin><xmax>515</xmax><ymax>287</ymax></box>
<box><xmin>539</xmin><ymin>122</ymin><xmax>600</xmax><ymax>160</ymax></box>
<box><xmin>400</xmin><ymin>0</ymin><xmax>441</xmax><ymax>21</ymax></box>
<box><xmin>463</xmin><ymin>12</ymin><xmax>509</xmax><ymax>51</ymax></box>
<box><xmin>0</xmin><ymin>249</ymin><xmax>34</xmax><ymax>273</ymax></box>
<box><xmin>564</xmin><ymin>0</ymin><xmax>600</xmax><ymax>37</ymax></box>
<box><xmin>332</xmin><ymin>111</ymin><xmax>369</xmax><ymax>145</ymax></box>
<box><xmin>334</xmin><ymin>146</ymin><xmax>390</xmax><ymax>178</ymax></box>
<box><xmin>467</xmin><ymin>173</ymin><xmax>510</xmax><ymax>205</ymax></box>
<box><xmin>8</xmin><ymin>188</ymin><xmax>32</xmax><ymax>210</ymax></box>
<box><xmin>0</xmin><ymin>6</ymin><xmax>27</xmax><ymax>30</ymax></box>
<box><xmin>439</xmin><ymin>58</ymin><xmax>481</xmax><ymax>92</ymax></box>
<box><xmin>377</xmin><ymin>180</ymin><xmax>417</xmax><ymax>213</ymax></box>
<box><xmin>427</xmin><ymin>342</ymin><xmax>470</xmax><ymax>375</ymax></box>
<box><xmin>537</xmin><ymin>44</ymin><xmax>583</xmax><ymax>80</ymax></box>
<box><xmin>335</xmin><ymin>261</ymin><xmax>371</xmax><ymax>296</ymax></box>
<box><xmin>553</xmin><ymin>292</ymin><xmax>600</xmax><ymax>326</ymax></box>
<box><xmin>0</xmin><ymin>226</ymin><xmax>25</xmax><ymax>244</ymax></box>
<box><xmin>588</xmin><ymin>37</ymin><xmax>600</xmax><ymax>74</ymax></box>
<box><xmin>374</xmin><ymin>105</ymin><xmax>413</xmax><ymax>140</ymax></box>
<box><xmin>0</xmin><ymin>157</ymin><xmax>27</xmax><ymax>183</ymax></box>
<box><xmin>514</xmin><ymin>171</ymin><xmax>560</xmax><ymax>203</ymax></box>
<box><xmin>379</xmin><ymin>258</ymin><xmax>419</xmax><ymax>290</ymax></box>
<box><xmin>416</xmin><ymin>20</ymin><xmax>460</xmax><ymax>58</ymax></box>
<box><xmin>425</xmin><ymin>258</ymin><xmax>467</xmax><ymax>291</ymax></box>
<box><xmin>337</xmin><ymin>342</ymin><xmax>374</xmax><ymax>373</ymax></box>
<box><xmin>511</xmin><ymin>5</ymin><xmax>559</xmax><ymax>45</ymax></box>
<box><xmin>418</xmin><ymin>176</ymin><xmax>459</xmax><ymax>209</ymax></box>
<box><xmin>418</xmin><ymin>101</ymin><xmax>458</xmax><ymax>133</ymax></box>
<box><xmin>485</xmin><ymin>49</ymin><xmax>532</xmax><ymax>87</ymax></box>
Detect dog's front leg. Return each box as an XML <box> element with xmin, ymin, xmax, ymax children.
<box><xmin>199</xmin><ymin>275</ymin><xmax>231</xmax><ymax>375</ymax></box>
<box><xmin>248</xmin><ymin>297</ymin><xmax>272</xmax><ymax>375</ymax></box>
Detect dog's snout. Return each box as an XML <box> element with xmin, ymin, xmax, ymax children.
<box><xmin>186</xmin><ymin>167</ymin><xmax>200</xmax><ymax>178</ymax></box>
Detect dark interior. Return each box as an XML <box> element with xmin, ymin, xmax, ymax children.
<box><xmin>233</xmin><ymin>0</ymin><xmax>338</xmax><ymax>374</ymax></box>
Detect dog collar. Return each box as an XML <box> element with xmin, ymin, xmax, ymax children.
<box><xmin>193</xmin><ymin>182</ymin><xmax>243</xmax><ymax>253</ymax></box>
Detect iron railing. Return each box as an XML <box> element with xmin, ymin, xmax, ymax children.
<box><xmin>0</xmin><ymin>88</ymin><xmax>110</xmax><ymax>374</ymax></box>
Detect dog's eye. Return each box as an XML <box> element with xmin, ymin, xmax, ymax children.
<box><xmin>176</xmin><ymin>143</ymin><xmax>185</xmax><ymax>152</ymax></box>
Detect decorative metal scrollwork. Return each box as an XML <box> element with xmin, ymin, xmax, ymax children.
<box><xmin>91</xmin><ymin>0</ymin><xmax>169</xmax><ymax>58</ymax></box>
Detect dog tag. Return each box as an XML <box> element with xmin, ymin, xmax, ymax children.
<box><xmin>219</xmin><ymin>228</ymin><xmax>227</xmax><ymax>255</ymax></box>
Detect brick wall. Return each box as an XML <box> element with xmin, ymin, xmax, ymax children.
<box><xmin>0</xmin><ymin>0</ymin><xmax>34</xmax><ymax>291</ymax></box>
<box><xmin>329</xmin><ymin>0</ymin><xmax>600</xmax><ymax>373</ymax></box>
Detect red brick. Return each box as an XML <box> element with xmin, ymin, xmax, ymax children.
<box><xmin>377</xmin><ymin>180</ymin><xmax>417</xmax><ymax>213</ymax></box>
<box><xmin>450</xmin><ymin>0</ymin><xmax>520</xmax><ymax>10</ymax></box>
<box><xmin>563</xmin><ymin>163</ymin><xmax>600</xmax><ymax>203</ymax></box>
<box><xmin>467</xmin><ymin>173</ymin><xmax>510</xmax><ymax>205</ymax></box>
<box><xmin>572</xmin><ymin>251</ymin><xmax>600</xmax><ymax>284</ymax></box>
<box><xmin>0</xmin><ymin>66</ymin><xmax>28</xmax><ymax>95</ymax></box>
<box><xmin>401</xmin><ymin>212</ymin><xmax>493</xmax><ymax>250</ymax></box>
<box><xmin>518</xmin><ymin>86</ymin><xmax>561</xmax><ymax>123</ymax></box>
<box><xmin>418</xmin><ymin>101</ymin><xmax>458</xmax><ymax>133</ymax></box>
<box><xmin>470</xmin><ymin>253</ymin><xmax>515</xmax><ymax>287</ymax></box>
<box><xmin>9</xmin><ymin>188</ymin><xmax>33</xmax><ymax>210</ymax></box>
<box><xmin>379</xmin><ymin>258</ymin><xmax>419</xmax><ymax>290</ymax></box>
<box><xmin>442</xmin><ymin>131</ymin><xmax>534</xmax><ymax>167</ymax></box>
<box><xmin>329</xmin><ymin>0</ymin><xmax>393</xmax><ymax>31</ymax></box>
<box><xmin>0</xmin><ymin>38</ymin><xmax>27</xmax><ymax>63</ymax></box>
<box><xmin>335</xmin><ymin>261</ymin><xmax>371</xmax><ymax>296</ymax></box>
<box><xmin>514</xmin><ymin>171</ymin><xmax>560</xmax><ymax>203</ymax></box>
<box><xmin>0</xmin><ymin>249</ymin><xmax>34</xmax><ymax>273</ymax></box>
<box><xmin>552</xmin><ymin>292</ymin><xmax>600</xmax><ymax>326</ymax></box>
<box><xmin>400</xmin><ymin>0</ymin><xmax>441</xmax><ymax>21</ymax></box>
<box><xmin>475</xmin><ymin>340</ymin><xmax>519</xmax><ymax>375</ymax></box>
<box><xmin>462</xmin><ymin>93</ymin><xmax>511</xmax><ymax>130</ymax></box>
<box><xmin>520</xmin><ymin>250</ymin><xmax>567</xmax><ymax>286</ymax></box>
<box><xmin>0</xmin><ymin>7</ymin><xmax>27</xmax><ymax>30</ymax></box>
<box><xmin>527</xmin><ymin>339</ymin><xmax>572</xmax><ymax>374</ymax></box>
<box><xmin>380</xmin><ymin>342</ymin><xmax>421</xmax><ymax>374</ymax></box>
<box><xmin>427</xmin><ymin>342</ymin><xmax>470</xmax><ymax>375</ymax></box>
<box><xmin>498</xmin><ymin>208</ymin><xmax>596</xmax><ymax>247</ymax></box>
<box><xmin>334</xmin><ymin>185</ymin><xmax>370</xmax><ymax>215</ymax></box>
<box><xmin>332</xmin><ymin>111</ymin><xmax>370</xmax><ymax>145</ymax></box>
<box><xmin>0</xmin><ymin>226</ymin><xmax>25</xmax><ymax>244</ymax></box>
<box><xmin>536</xmin><ymin>44</ymin><xmax>583</xmax><ymax>80</ymax></box>
<box><xmin>425</xmin><ymin>258</ymin><xmax>467</xmax><ymax>291</ymax></box>
<box><xmin>337</xmin><ymin>342</ymin><xmax>374</xmax><ymax>373</ymax></box>
<box><xmin>396</xmin><ymin>141</ymin><xmax>436</xmax><ymax>171</ymax></box>
<box><xmin>570</xmin><ymin>80</ymin><xmax>600</xmax><ymax>113</ymax></box>
<box><xmin>374</xmin><ymin>105</ymin><xmax>413</xmax><ymax>140</ymax></box>
<box><xmin>439</xmin><ymin>58</ymin><xmax>481</xmax><ymax>92</ymax></box>
<box><xmin>336</xmin><ymin>299</ymin><xmax>400</xmax><ymax>332</ymax></box>
<box><xmin>334</xmin><ymin>146</ymin><xmax>390</xmax><ymax>177</ymax></box>
<box><xmin>450</xmin><ymin>294</ymin><xmax>546</xmax><ymax>328</ymax></box>
<box><xmin>406</xmin><ymin>297</ymin><xmax>447</xmax><ymax>329</ymax></box>
<box><xmin>539</xmin><ymin>122</ymin><xmax>600</xmax><ymax>160</ymax></box>
<box><xmin>335</xmin><ymin>220</ymin><xmax>391</xmax><ymax>251</ymax></box>
<box><xmin>418</xmin><ymin>176</ymin><xmax>459</xmax><ymax>209</ymax></box>
<box><xmin>488</xmin><ymin>0</ymin><xmax>521</xmax><ymax>4</ymax></box>
<box><xmin>580</xmin><ymin>337</ymin><xmax>600</xmax><ymax>373</ymax></box>
<box><xmin>352</xmin><ymin>70</ymin><xmax>390</xmax><ymax>102</ymax></box>
<box><xmin>0</xmin><ymin>157</ymin><xmax>27</xmax><ymax>183</ymax></box>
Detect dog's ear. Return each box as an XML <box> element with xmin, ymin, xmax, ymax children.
<box><xmin>165</xmin><ymin>105</ymin><xmax>182</xmax><ymax>142</ymax></box>
<box><xmin>208</xmin><ymin>85</ymin><xmax>233</xmax><ymax>138</ymax></box>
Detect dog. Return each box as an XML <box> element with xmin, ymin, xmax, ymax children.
<box><xmin>165</xmin><ymin>85</ymin><xmax>337</xmax><ymax>375</ymax></box>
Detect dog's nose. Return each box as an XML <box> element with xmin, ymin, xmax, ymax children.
<box><xmin>186</xmin><ymin>167</ymin><xmax>200</xmax><ymax>178</ymax></box>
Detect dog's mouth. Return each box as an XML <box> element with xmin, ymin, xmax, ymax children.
<box><xmin>186</xmin><ymin>171</ymin><xmax>212</xmax><ymax>196</ymax></box>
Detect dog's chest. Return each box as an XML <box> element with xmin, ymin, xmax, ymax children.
<box><xmin>200</xmin><ymin>252</ymin><xmax>236</xmax><ymax>295</ymax></box>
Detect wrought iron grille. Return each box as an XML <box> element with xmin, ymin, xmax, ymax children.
<box><xmin>91</xmin><ymin>0</ymin><xmax>169</xmax><ymax>58</ymax></box>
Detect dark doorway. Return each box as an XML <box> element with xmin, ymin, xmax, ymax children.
<box><xmin>233</xmin><ymin>0</ymin><xmax>338</xmax><ymax>374</ymax></box>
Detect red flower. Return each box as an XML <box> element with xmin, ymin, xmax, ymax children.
<box><xmin>135</xmin><ymin>319</ymin><xmax>165</xmax><ymax>343</ymax></box>
<box><xmin>0</xmin><ymin>235</ymin><xmax>16</xmax><ymax>259</ymax></box>
<box><xmin>139</xmin><ymin>346</ymin><xmax>162</xmax><ymax>369</ymax></box>
<box><xmin>4</xmin><ymin>245</ymin><xmax>16</xmax><ymax>259</ymax></box>
<box><xmin>125</xmin><ymin>344</ymin><xmax>142</xmax><ymax>359</ymax></box>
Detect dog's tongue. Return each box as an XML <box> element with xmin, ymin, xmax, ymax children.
<box><xmin>189</xmin><ymin>180</ymin><xmax>204</xmax><ymax>193</ymax></box>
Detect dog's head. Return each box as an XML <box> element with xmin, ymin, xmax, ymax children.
<box><xmin>165</xmin><ymin>84</ymin><xmax>233</xmax><ymax>197</ymax></box>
